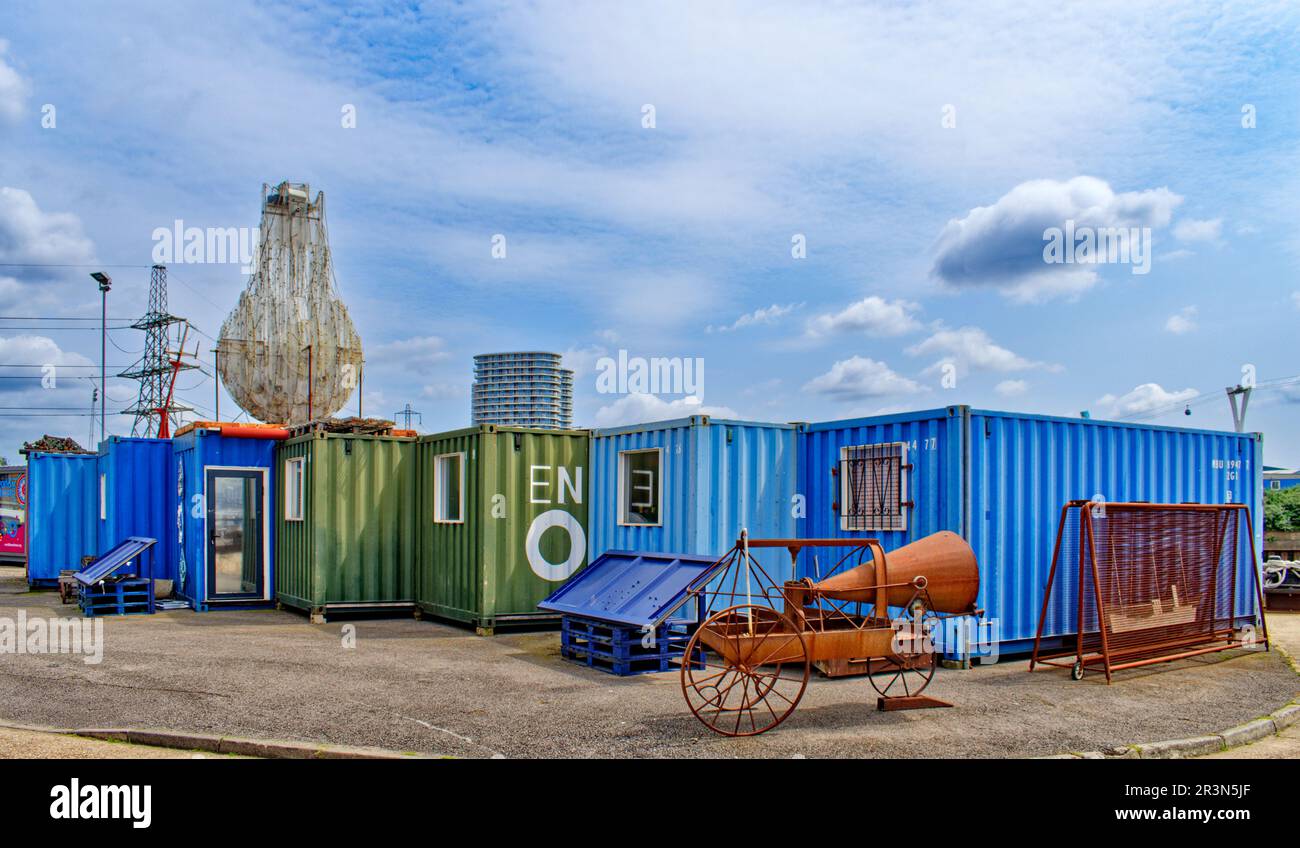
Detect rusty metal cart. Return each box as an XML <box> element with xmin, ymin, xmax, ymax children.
<box><xmin>679</xmin><ymin>531</ymin><xmax>981</xmax><ymax>736</ymax></box>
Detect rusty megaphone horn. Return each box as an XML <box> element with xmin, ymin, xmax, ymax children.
<box><xmin>809</xmin><ymin>531</ymin><xmax>980</xmax><ymax>614</ymax></box>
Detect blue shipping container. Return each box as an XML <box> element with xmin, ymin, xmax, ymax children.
<box><xmin>97</xmin><ymin>437</ymin><xmax>174</xmax><ymax>584</ymax></box>
<box><xmin>172</xmin><ymin>428</ymin><xmax>277</xmax><ymax>610</ymax></box>
<box><xmin>590</xmin><ymin>417</ymin><xmax>798</xmax><ymax>582</ymax></box>
<box><xmin>25</xmin><ymin>452</ymin><xmax>99</xmax><ymax>586</ymax></box>
<box><xmin>799</xmin><ymin>406</ymin><xmax>1264</xmax><ymax>657</ymax></box>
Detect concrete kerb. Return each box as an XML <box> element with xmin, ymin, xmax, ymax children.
<box><xmin>1</xmin><ymin>721</ymin><xmax>440</xmax><ymax>759</ymax></box>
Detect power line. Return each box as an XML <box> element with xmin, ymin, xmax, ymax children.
<box><xmin>0</xmin><ymin>325</ymin><xmax>136</xmax><ymax>330</ymax></box>
<box><xmin>0</xmin><ymin>263</ymin><xmax>155</xmax><ymax>270</ymax></box>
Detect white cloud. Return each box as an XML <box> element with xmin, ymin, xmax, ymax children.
<box><xmin>1096</xmin><ymin>383</ymin><xmax>1198</xmax><ymax>418</ymax></box>
<box><xmin>709</xmin><ymin>302</ymin><xmax>801</xmax><ymax>333</ymax></box>
<box><xmin>907</xmin><ymin>326</ymin><xmax>1052</xmax><ymax>376</ymax></box>
<box><xmin>0</xmin><ymin>334</ymin><xmax>94</xmax><ymax>370</ymax></box>
<box><xmin>421</xmin><ymin>382</ymin><xmax>464</xmax><ymax>400</ymax></box>
<box><xmin>931</xmin><ymin>176</ymin><xmax>1181</xmax><ymax>302</ymax></box>
<box><xmin>561</xmin><ymin>344</ymin><xmax>608</xmax><ymax>380</ymax></box>
<box><xmin>592</xmin><ymin>392</ymin><xmax>738</xmax><ymax>427</ymax></box>
<box><xmin>804</xmin><ymin>296</ymin><xmax>921</xmax><ymax>339</ymax></box>
<box><xmin>0</xmin><ymin>43</ymin><xmax>27</xmax><ymax>123</ymax></box>
<box><xmin>0</xmin><ymin>187</ymin><xmax>97</xmax><ymax>268</ymax></box>
<box><xmin>995</xmin><ymin>379</ymin><xmax>1029</xmax><ymax>398</ymax></box>
<box><xmin>1173</xmin><ymin>217</ymin><xmax>1222</xmax><ymax>243</ymax></box>
<box><xmin>1164</xmin><ymin>305</ymin><xmax>1198</xmax><ymax>334</ymax></box>
<box><xmin>1292</xmin><ymin>292</ymin><xmax>1300</xmax><ymax>311</ymax></box>
<box><xmin>366</xmin><ymin>336</ymin><xmax>450</xmax><ymax>370</ymax></box>
<box><xmin>804</xmin><ymin>356</ymin><xmax>925</xmax><ymax>400</ymax></box>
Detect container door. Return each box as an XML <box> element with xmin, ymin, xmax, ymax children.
<box><xmin>205</xmin><ymin>469</ymin><xmax>265</xmax><ymax>601</ymax></box>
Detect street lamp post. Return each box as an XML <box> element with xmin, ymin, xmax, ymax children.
<box><xmin>90</xmin><ymin>272</ymin><xmax>112</xmax><ymax>446</ymax></box>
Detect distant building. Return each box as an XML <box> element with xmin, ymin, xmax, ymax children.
<box><xmin>471</xmin><ymin>352</ymin><xmax>574</xmax><ymax>429</ymax></box>
<box><xmin>1265</xmin><ymin>467</ymin><xmax>1300</xmax><ymax>491</ymax></box>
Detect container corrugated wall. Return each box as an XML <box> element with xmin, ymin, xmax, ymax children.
<box><xmin>796</xmin><ymin>405</ymin><xmax>1264</xmax><ymax>656</ymax></box>
<box><xmin>275</xmin><ymin>433</ymin><xmax>418</xmax><ymax>611</ymax></box>
<box><xmin>97</xmin><ymin>437</ymin><xmax>174</xmax><ymax>582</ymax></box>
<box><xmin>969</xmin><ymin>409</ymin><xmax>1263</xmax><ymax>652</ymax></box>
<box><xmin>25</xmin><ymin>453</ymin><xmax>98</xmax><ymax>584</ymax></box>
<box><xmin>173</xmin><ymin>429</ymin><xmax>278</xmax><ymax>608</ymax></box>
<box><xmin>590</xmin><ymin>417</ymin><xmax>798</xmax><ymax>559</ymax></box>
<box><xmin>418</xmin><ymin>426</ymin><xmax>589</xmax><ymax>630</ymax></box>
<box><xmin>799</xmin><ymin>407</ymin><xmax>965</xmax><ymax>553</ymax></box>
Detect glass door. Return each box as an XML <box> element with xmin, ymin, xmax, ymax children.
<box><xmin>205</xmin><ymin>469</ymin><xmax>264</xmax><ymax>601</ymax></box>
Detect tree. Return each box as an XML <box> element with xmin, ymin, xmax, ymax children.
<box><xmin>1264</xmin><ymin>487</ymin><xmax>1300</xmax><ymax>532</ymax></box>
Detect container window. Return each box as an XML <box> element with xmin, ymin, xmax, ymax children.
<box><xmin>619</xmin><ymin>448</ymin><xmax>662</xmax><ymax>526</ymax></box>
<box><xmin>1270</xmin><ymin>480</ymin><xmax>1281</xmax><ymax>490</ymax></box>
<box><xmin>434</xmin><ymin>452</ymin><xmax>465</xmax><ymax>523</ymax></box>
<box><xmin>99</xmin><ymin>473</ymin><xmax>106</xmax><ymax>521</ymax></box>
<box><xmin>839</xmin><ymin>442</ymin><xmax>908</xmax><ymax>532</ymax></box>
<box><xmin>284</xmin><ymin>457</ymin><xmax>305</xmax><ymax>521</ymax></box>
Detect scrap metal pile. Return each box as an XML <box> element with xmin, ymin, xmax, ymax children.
<box><xmin>20</xmin><ymin>435</ymin><xmax>92</xmax><ymax>455</ymax></box>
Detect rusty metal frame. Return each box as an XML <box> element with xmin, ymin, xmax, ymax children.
<box><xmin>1030</xmin><ymin>501</ymin><xmax>1269</xmax><ymax>682</ymax></box>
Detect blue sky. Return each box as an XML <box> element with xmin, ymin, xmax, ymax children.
<box><xmin>0</xmin><ymin>1</ymin><xmax>1298</xmax><ymax>463</ymax></box>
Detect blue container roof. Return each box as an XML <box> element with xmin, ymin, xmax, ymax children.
<box><xmin>539</xmin><ymin>549</ymin><xmax>721</xmax><ymax>627</ymax></box>
<box><xmin>801</xmin><ymin>404</ymin><xmax>1260</xmax><ymax>440</ymax></box>
<box><xmin>593</xmin><ymin>415</ymin><xmax>796</xmax><ymax>438</ymax></box>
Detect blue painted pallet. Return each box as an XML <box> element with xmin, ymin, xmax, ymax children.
<box><xmin>561</xmin><ymin>645</ymin><xmax>703</xmax><ymax>676</ymax></box>
<box><xmin>78</xmin><ymin>578</ymin><xmax>154</xmax><ymax>617</ymax></box>
<box><xmin>559</xmin><ymin>614</ymin><xmax>702</xmax><ymax>676</ymax></box>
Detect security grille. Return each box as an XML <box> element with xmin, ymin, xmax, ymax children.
<box><xmin>839</xmin><ymin>442</ymin><xmax>908</xmax><ymax>532</ymax></box>
<box><xmin>1030</xmin><ymin>501</ymin><xmax>1268</xmax><ymax>682</ymax></box>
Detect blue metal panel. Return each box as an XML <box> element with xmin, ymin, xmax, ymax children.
<box><xmin>798</xmin><ymin>406</ymin><xmax>966</xmax><ymax>562</ymax></box>
<box><xmin>97</xmin><ymin>438</ymin><xmax>175</xmax><ymax>583</ymax></box>
<box><xmin>968</xmin><ymin>409</ymin><xmax>1264</xmax><ymax>653</ymax></box>
<box><xmin>171</xmin><ymin>429</ymin><xmax>278</xmax><ymax>608</ymax></box>
<box><xmin>75</xmin><ymin>537</ymin><xmax>157</xmax><ymax>585</ymax></box>
<box><xmin>538</xmin><ymin>549</ymin><xmax>719</xmax><ymax>626</ymax></box>
<box><xmin>25</xmin><ymin>453</ymin><xmax>99</xmax><ymax>584</ymax></box>
<box><xmin>589</xmin><ymin>417</ymin><xmax>797</xmax><ymax>580</ymax></box>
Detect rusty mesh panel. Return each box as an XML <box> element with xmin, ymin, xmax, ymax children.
<box><xmin>840</xmin><ymin>443</ymin><xmax>905</xmax><ymax>531</ymax></box>
<box><xmin>1043</xmin><ymin>503</ymin><xmax>1243</xmax><ymax>663</ymax></box>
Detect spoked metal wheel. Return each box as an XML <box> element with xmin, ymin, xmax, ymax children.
<box><xmin>869</xmin><ymin>603</ymin><xmax>939</xmax><ymax>700</ymax></box>
<box><xmin>681</xmin><ymin>604</ymin><xmax>810</xmax><ymax>737</ymax></box>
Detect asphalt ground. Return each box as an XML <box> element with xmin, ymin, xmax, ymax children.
<box><xmin>1</xmin><ymin>566</ymin><xmax>1295</xmax><ymax>758</ymax></box>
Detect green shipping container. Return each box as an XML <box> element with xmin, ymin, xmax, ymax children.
<box><xmin>275</xmin><ymin>433</ymin><xmax>418</xmax><ymax>622</ymax></box>
<box><xmin>418</xmin><ymin>426</ymin><xmax>589</xmax><ymax>634</ymax></box>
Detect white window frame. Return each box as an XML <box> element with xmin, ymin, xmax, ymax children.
<box><xmin>839</xmin><ymin>441</ymin><xmax>908</xmax><ymax>533</ymax></box>
<box><xmin>283</xmin><ymin>457</ymin><xmax>305</xmax><ymax>522</ymax></box>
<box><xmin>433</xmin><ymin>451</ymin><xmax>466</xmax><ymax>524</ymax></box>
<box><xmin>618</xmin><ymin>448</ymin><xmax>663</xmax><ymax>527</ymax></box>
<box><xmin>1270</xmin><ymin>480</ymin><xmax>1281</xmax><ymax>490</ymax></box>
<box><xmin>99</xmin><ymin>473</ymin><xmax>107</xmax><ymax>521</ymax></box>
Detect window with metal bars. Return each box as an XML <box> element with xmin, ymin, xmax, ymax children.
<box><xmin>838</xmin><ymin>442</ymin><xmax>908</xmax><ymax>531</ymax></box>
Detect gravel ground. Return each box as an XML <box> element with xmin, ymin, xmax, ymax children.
<box><xmin>1</xmin><ymin>566</ymin><xmax>1295</xmax><ymax>758</ymax></box>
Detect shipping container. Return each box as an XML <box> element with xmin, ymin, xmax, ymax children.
<box><xmin>25</xmin><ymin>453</ymin><xmax>98</xmax><ymax>586</ymax></box>
<box><xmin>173</xmin><ymin>427</ymin><xmax>280</xmax><ymax>610</ymax></box>
<box><xmin>589</xmin><ymin>417</ymin><xmax>798</xmax><ymax>584</ymax></box>
<box><xmin>275</xmin><ymin>432</ymin><xmax>418</xmax><ymax>621</ymax></box>
<box><xmin>417</xmin><ymin>426</ymin><xmax>589</xmax><ymax>633</ymax></box>
<box><xmin>0</xmin><ymin>465</ymin><xmax>27</xmax><ymax>563</ymax></box>
<box><xmin>798</xmin><ymin>406</ymin><xmax>1264</xmax><ymax>657</ymax></box>
<box><xmin>96</xmin><ymin>437</ymin><xmax>174</xmax><ymax>585</ymax></box>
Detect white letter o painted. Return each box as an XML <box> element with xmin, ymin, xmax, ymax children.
<box><xmin>526</xmin><ymin>509</ymin><xmax>586</xmax><ymax>581</ymax></box>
